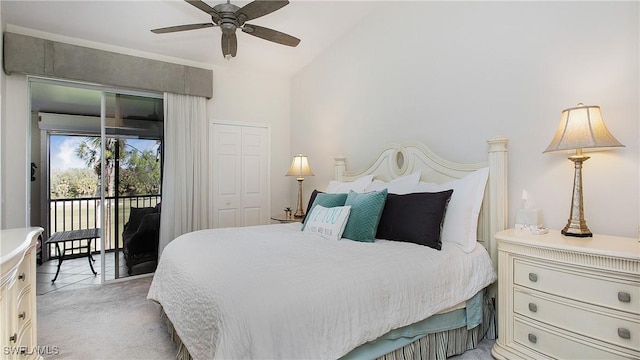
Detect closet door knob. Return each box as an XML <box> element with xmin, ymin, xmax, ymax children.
<box><xmin>18</xmin><ymin>272</ymin><xmax>26</xmax><ymax>281</ymax></box>
<box><xmin>618</xmin><ymin>328</ymin><xmax>631</xmax><ymax>339</ymax></box>
<box><xmin>528</xmin><ymin>273</ymin><xmax>538</xmax><ymax>282</ymax></box>
<box><xmin>618</xmin><ymin>292</ymin><xmax>631</xmax><ymax>303</ymax></box>
<box><xmin>18</xmin><ymin>311</ymin><xmax>26</xmax><ymax>320</ymax></box>
<box><xmin>9</xmin><ymin>333</ymin><xmax>17</xmax><ymax>343</ymax></box>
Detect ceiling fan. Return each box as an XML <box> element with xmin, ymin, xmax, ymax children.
<box><xmin>151</xmin><ymin>0</ymin><xmax>300</xmax><ymax>59</ymax></box>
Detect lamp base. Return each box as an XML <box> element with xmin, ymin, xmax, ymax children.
<box><xmin>561</xmin><ymin>153</ymin><xmax>593</xmax><ymax>238</ymax></box>
<box><xmin>561</xmin><ymin>223</ymin><xmax>593</xmax><ymax>237</ymax></box>
<box><xmin>294</xmin><ymin>178</ymin><xmax>305</xmax><ymax>218</ymax></box>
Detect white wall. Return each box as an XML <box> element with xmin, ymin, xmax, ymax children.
<box><xmin>291</xmin><ymin>1</ymin><xmax>639</xmax><ymax>238</ymax></box>
<box><xmin>2</xmin><ymin>74</ymin><xmax>29</xmax><ymax>229</ymax></box>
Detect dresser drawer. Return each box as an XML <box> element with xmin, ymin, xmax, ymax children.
<box><xmin>514</xmin><ymin>259</ymin><xmax>640</xmax><ymax>314</ymax></box>
<box><xmin>514</xmin><ymin>288</ymin><xmax>640</xmax><ymax>351</ymax></box>
<box><xmin>16</xmin><ymin>321</ymin><xmax>34</xmax><ymax>357</ymax></box>
<box><xmin>0</xmin><ymin>229</ymin><xmax>42</xmax><ymax>360</ymax></box>
<box><xmin>16</xmin><ymin>288</ymin><xmax>32</xmax><ymax>326</ymax></box>
<box><xmin>13</xmin><ymin>252</ymin><xmax>33</xmax><ymax>296</ymax></box>
<box><xmin>513</xmin><ymin>316</ymin><xmax>631</xmax><ymax>360</ymax></box>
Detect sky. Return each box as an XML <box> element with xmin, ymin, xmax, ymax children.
<box><xmin>50</xmin><ymin>135</ymin><xmax>159</xmax><ymax>171</ymax></box>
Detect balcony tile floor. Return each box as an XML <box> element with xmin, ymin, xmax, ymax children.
<box><xmin>36</xmin><ymin>252</ymin><xmax>155</xmax><ymax>295</ymax></box>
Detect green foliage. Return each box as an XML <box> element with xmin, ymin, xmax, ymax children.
<box><xmin>50</xmin><ymin>168</ymin><xmax>98</xmax><ymax>199</ymax></box>
<box><xmin>51</xmin><ymin>137</ymin><xmax>161</xmax><ymax>199</ymax></box>
<box><xmin>118</xmin><ymin>149</ymin><xmax>161</xmax><ymax>196</ymax></box>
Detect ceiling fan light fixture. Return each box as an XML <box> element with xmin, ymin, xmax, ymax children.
<box><xmin>151</xmin><ymin>0</ymin><xmax>300</xmax><ymax>58</ymax></box>
<box><xmin>220</xmin><ymin>22</ymin><xmax>236</xmax><ymax>34</ymax></box>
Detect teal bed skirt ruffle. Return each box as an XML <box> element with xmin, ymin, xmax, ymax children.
<box><xmin>161</xmin><ymin>289</ymin><xmax>495</xmax><ymax>360</ymax></box>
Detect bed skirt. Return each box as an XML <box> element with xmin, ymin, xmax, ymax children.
<box><xmin>160</xmin><ymin>293</ymin><xmax>496</xmax><ymax>360</ymax></box>
<box><xmin>376</xmin><ymin>293</ymin><xmax>495</xmax><ymax>360</ymax></box>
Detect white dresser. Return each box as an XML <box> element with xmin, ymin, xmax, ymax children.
<box><xmin>1</xmin><ymin>227</ymin><xmax>43</xmax><ymax>360</ymax></box>
<box><xmin>492</xmin><ymin>229</ymin><xmax>640</xmax><ymax>360</ymax></box>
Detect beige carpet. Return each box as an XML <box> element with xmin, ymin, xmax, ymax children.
<box><xmin>38</xmin><ymin>276</ymin><xmax>494</xmax><ymax>360</ymax></box>
<box><xmin>37</xmin><ymin>276</ymin><xmax>176</xmax><ymax>360</ymax></box>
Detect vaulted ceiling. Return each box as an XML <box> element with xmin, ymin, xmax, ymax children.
<box><xmin>2</xmin><ymin>0</ymin><xmax>379</xmax><ymax>77</ymax></box>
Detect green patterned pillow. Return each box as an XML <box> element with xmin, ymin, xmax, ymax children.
<box><xmin>342</xmin><ymin>189</ymin><xmax>388</xmax><ymax>242</ymax></box>
<box><xmin>301</xmin><ymin>192</ymin><xmax>348</xmax><ymax>230</ymax></box>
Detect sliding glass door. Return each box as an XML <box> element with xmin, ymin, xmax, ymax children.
<box><xmin>30</xmin><ymin>78</ymin><xmax>163</xmax><ymax>284</ymax></box>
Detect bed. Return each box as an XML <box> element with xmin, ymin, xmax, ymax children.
<box><xmin>148</xmin><ymin>138</ymin><xmax>509</xmax><ymax>360</ymax></box>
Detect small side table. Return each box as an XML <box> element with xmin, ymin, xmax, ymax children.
<box><xmin>46</xmin><ymin>228</ymin><xmax>100</xmax><ymax>282</ymax></box>
<box><xmin>271</xmin><ymin>214</ymin><xmax>303</xmax><ymax>223</ymax></box>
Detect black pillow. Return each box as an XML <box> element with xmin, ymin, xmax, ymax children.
<box><xmin>302</xmin><ymin>190</ymin><xmax>322</xmax><ymax>223</ymax></box>
<box><xmin>375</xmin><ymin>190</ymin><xmax>454</xmax><ymax>250</ymax></box>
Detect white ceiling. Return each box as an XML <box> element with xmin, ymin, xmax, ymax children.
<box><xmin>1</xmin><ymin>0</ymin><xmax>380</xmax><ymax>78</ymax></box>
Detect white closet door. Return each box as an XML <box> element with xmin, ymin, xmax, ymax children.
<box><xmin>241</xmin><ymin>126</ymin><xmax>269</xmax><ymax>226</ymax></box>
<box><xmin>211</xmin><ymin>123</ymin><xmax>269</xmax><ymax>228</ymax></box>
<box><xmin>211</xmin><ymin>124</ymin><xmax>242</xmax><ymax>228</ymax></box>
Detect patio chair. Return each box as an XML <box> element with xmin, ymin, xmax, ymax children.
<box><xmin>122</xmin><ymin>204</ymin><xmax>160</xmax><ymax>275</ymax></box>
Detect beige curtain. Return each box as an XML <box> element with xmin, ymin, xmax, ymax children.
<box><xmin>158</xmin><ymin>93</ymin><xmax>209</xmax><ymax>257</ymax></box>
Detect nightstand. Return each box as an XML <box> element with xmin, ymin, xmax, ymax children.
<box><xmin>492</xmin><ymin>229</ymin><xmax>639</xmax><ymax>360</ymax></box>
<box><xmin>270</xmin><ymin>214</ymin><xmax>303</xmax><ymax>223</ymax></box>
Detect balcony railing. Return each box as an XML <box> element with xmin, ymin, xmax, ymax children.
<box><xmin>48</xmin><ymin>195</ymin><xmax>161</xmax><ymax>259</ymax></box>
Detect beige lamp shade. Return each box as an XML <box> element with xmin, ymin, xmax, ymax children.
<box><xmin>544</xmin><ymin>104</ymin><xmax>624</xmax><ymax>153</ymax></box>
<box><xmin>543</xmin><ymin>103</ymin><xmax>624</xmax><ymax>238</ymax></box>
<box><xmin>286</xmin><ymin>154</ymin><xmax>314</xmax><ymax>178</ymax></box>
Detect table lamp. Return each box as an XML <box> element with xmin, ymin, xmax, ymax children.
<box><xmin>544</xmin><ymin>103</ymin><xmax>624</xmax><ymax>237</ymax></box>
<box><xmin>286</xmin><ymin>154</ymin><xmax>314</xmax><ymax>218</ymax></box>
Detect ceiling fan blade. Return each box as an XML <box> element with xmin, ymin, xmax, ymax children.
<box><xmin>221</xmin><ymin>33</ymin><xmax>238</xmax><ymax>58</ymax></box>
<box><xmin>185</xmin><ymin>0</ymin><xmax>221</xmax><ymax>22</ymax></box>
<box><xmin>151</xmin><ymin>23</ymin><xmax>215</xmax><ymax>34</ymax></box>
<box><xmin>235</xmin><ymin>0</ymin><xmax>289</xmax><ymax>24</ymax></box>
<box><xmin>242</xmin><ymin>24</ymin><xmax>300</xmax><ymax>47</ymax></box>
<box><xmin>185</xmin><ymin>0</ymin><xmax>214</xmax><ymax>14</ymax></box>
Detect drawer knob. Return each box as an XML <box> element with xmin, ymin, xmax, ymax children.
<box><xmin>18</xmin><ymin>311</ymin><xmax>26</xmax><ymax>320</ymax></box>
<box><xmin>528</xmin><ymin>333</ymin><xmax>537</xmax><ymax>344</ymax></box>
<box><xmin>618</xmin><ymin>328</ymin><xmax>631</xmax><ymax>339</ymax></box>
<box><xmin>528</xmin><ymin>303</ymin><xmax>538</xmax><ymax>312</ymax></box>
<box><xmin>618</xmin><ymin>292</ymin><xmax>631</xmax><ymax>303</ymax></box>
<box><xmin>18</xmin><ymin>272</ymin><xmax>26</xmax><ymax>281</ymax></box>
<box><xmin>9</xmin><ymin>333</ymin><xmax>17</xmax><ymax>343</ymax></box>
<box><xmin>528</xmin><ymin>273</ymin><xmax>538</xmax><ymax>282</ymax></box>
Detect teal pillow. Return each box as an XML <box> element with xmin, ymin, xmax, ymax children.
<box><xmin>342</xmin><ymin>189</ymin><xmax>388</xmax><ymax>242</ymax></box>
<box><xmin>301</xmin><ymin>192</ymin><xmax>348</xmax><ymax>230</ymax></box>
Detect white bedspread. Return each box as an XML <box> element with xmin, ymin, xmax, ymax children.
<box><xmin>147</xmin><ymin>223</ymin><xmax>496</xmax><ymax>360</ymax></box>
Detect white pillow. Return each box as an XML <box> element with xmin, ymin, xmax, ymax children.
<box><xmin>325</xmin><ymin>175</ymin><xmax>374</xmax><ymax>193</ymax></box>
<box><xmin>414</xmin><ymin>168</ymin><xmax>489</xmax><ymax>252</ymax></box>
<box><xmin>364</xmin><ymin>170</ymin><xmax>421</xmax><ymax>194</ymax></box>
<box><xmin>302</xmin><ymin>205</ymin><xmax>351</xmax><ymax>241</ymax></box>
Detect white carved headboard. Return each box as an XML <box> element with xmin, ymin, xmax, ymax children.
<box><xmin>334</xmin><ymin>138</ymin><xmax>508</xmax><ymax>271</ymax></box>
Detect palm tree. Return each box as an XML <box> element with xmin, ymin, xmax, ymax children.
<box><xmin>75</xmin><ymin>137</ymin><xmax>125</xmax><ymax>197</ymax></box>
<box><xmin>75</xmin><ymin>137</ymin><xmax>126</xmax><ymax>250</ymax></box>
